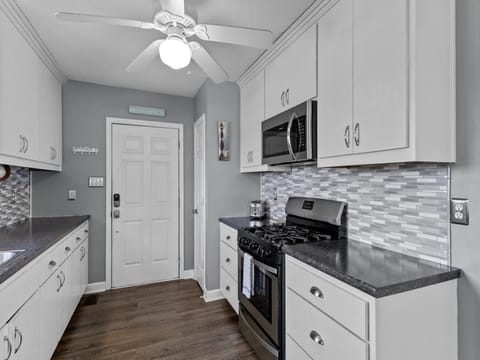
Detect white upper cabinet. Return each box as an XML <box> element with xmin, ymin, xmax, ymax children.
<box><xmin>241</xmin><ymin>71</ymin><xmax>265</xmax><ymax>170</ymax></box>
<box><xmin>317</xmin><ymin>0</ymin><xmax>455</xmax><ymax>167</ymax></box>
<box><xmin>353</xmin><ymin>0</ymin><xmax>409</xmax><ymax>154</ymax></box>
<box><xmin>317</xmin><ymin>0</ymin><xmax>354</xmax><ymax>158</ymax></box>
<box><xmin>265</xmin><ymin>25</ymin><xmax>317</xmax><ymax>119</ymax></box>
<box><xmin>0</xmin><ymin>8</ymin><xmax>62</xmax><ymax>171</ymax></box>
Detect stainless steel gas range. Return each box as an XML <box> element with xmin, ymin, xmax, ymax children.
<box><xmin>237</xmin><ymin>197</ymin><xmax>346</xmax><ymax>360</ymax></box>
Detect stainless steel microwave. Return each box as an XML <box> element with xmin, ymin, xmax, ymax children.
<box><xmin>262</xmin><ymin>100</ymin><xmax>317</xmax><ymax>166</ymax></box>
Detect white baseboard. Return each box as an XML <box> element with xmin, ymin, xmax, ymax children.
<box><xmin>203</xmin><ymin>288</ymin><xmax>224</xmax><ymax>302</ymax></box>
<box><xmin>85</xmin><ymin>281</ymin><xmax>107</xmax><ymax>294</ymax></box>
<box><xmin>182</xmin><ymin>269</ymin><xmax>195</xmax><ymax>279</ymax></box>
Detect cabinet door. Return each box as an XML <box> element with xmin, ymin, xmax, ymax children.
<box><xmin>317</xmin><ymin>0</ymin><xmax>354</xmax><ymax>158</ymax></box>
<box><xmin>265</xmin><ymin>25</ymin><xmax>317</xmax><ymax>119</ymax></box>
<box><xmin>10</xmin><ymin>294</ymin><xmax>40</xmax><ymax>360</ymax></box>
<box><xmin>38</xmin><ymin>64</ymin><xmax>62</xmax><ymax>166</ymax></box>
<box><xmin>0</xmin><ymin>10</ymin><xmax>39</xmax><ymax>161</ymax></box>
<box><xmin>353</xmin><ymin>0</ymin><xmax>409</xmax><ymax>154</ymax></box>
<box><xmin>240</xmin><ymin>71</ymin><xmax>265</xmax><ymax>169</ymax></box>
<box><xmin>58</xmin><ymin>258</ymin><xmax>74</xmax><ymax>334</ymax></box>
<box><xmin>38</xmin><ymin>272</ymin><xmax>61</xmax><ymax>360</ymax></box>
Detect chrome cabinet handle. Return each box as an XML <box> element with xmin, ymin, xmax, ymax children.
<box><xmin>354</xmin><ymin>123</ymin><xmax>360</xmax><ymax>146</ymax></box>
<box><xmin>226</xmin><ymin>285</ymin><xmax>231</xmax><ymax>291</ymax></box>
<box><xmin>310</xmin><ymin>286</ymin><xmax>324</xmax><ymax>299</ymax></box>
<box><xmin>310</xmin><ymin>330</ymin><xmax>325</xmax><ymax>346</ymax></box>
<box><xmin>3</xmin><ymin>336</ymin><xmax>12</xmax><ymax>360</ymax></box>
<box><xmin>226</xmin><ymin>235</ymin><xmax>231</xmax><ymax>240</ymax></box>
<box><xmin>281</xmin><ymin>91</ymin><xmax>285</xmax><ymax>107</ymax></box>
<box><xmin>226</xmin><ymin>257</ymin><xmax>231</xmax><ymax>263</ymax></box>
<box><xmin>76</xmin><ymin>236</ymin><xmax>82</xmax><ymax>242</ymax></box>
<box><xmin>85</xmin><ymin>229</ymin><xmax>89</xmax><ymax>234</ymax></box>
<box><xmin>53</xmin><ymin>147</ymin><xmax>57</xmax><ymax>160</ymax></box>
<box><xmin>60</xmin><ymin>271</ymin><xmax>65</xmax><ymax>287</ymax></box>
<box><xmin>13</xmin><ymin>327</ymin><xmax>22</xmax><ymax>354</ymax></box>
<box><xmin>19</xmin><ymin>135</ymin><xmax>25</xmax><ymax>153</ymax></box>
<box><xmin>285</xmin><ymin>88</ymin><xmax>290</xmax><ymax>105</ymax></box>
<box><xmin>23</xmin><ymin>137</ymin><xmax>29</xmax><ymax>153</ymax></box>
<box><xmin>65</xmin><ymin>246</ymin><xmax>71</xmax><ymax>252</ymax></box>
<box><xmin>56</xmin><ymin>274</ymin><xmax>62</xmax><ymax>292</ymax></box>
<box><xmin>48</xmin><ymin>260</ymin><xmax>57</xmax><ymax>268</ymax></box>
<box><xmin>344</xmin><ymin>125</ymin><xmax>351</xmax><ymax>148</ymax></box>
<box><xmin>80</xmin><ymin>247</ymin><xmax>86</xmax><ymax>261</ymax></box>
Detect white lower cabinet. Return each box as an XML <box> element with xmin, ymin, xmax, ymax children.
<box><xmin>1</xmin><ymin>221</ymin><xmax>89</xmax><ymax>360</ymax></box>
<box><xmin>219</xmin><ymin>223</ymin><xmax>239</xmax><ymax>313</ymax></box>
<box><xmin>285</xmin><ymin>255</ymin><xmax>458</xmax><ymax>360</ymax></box>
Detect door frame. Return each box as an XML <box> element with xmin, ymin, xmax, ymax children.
<box><xmin>193</xmin><ymin>114</ymin><xmax>207</xmax><ymax>292</ymax></box>
<box><xmin>105</xmin><ymin>117</ymin><xmax>185</xmax><ymax>291</ymax></box>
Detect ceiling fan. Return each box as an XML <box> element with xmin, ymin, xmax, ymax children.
<box><xmin>55</xmin><ymin>0</ymin><xmax>273</xmax><ymax>83</ymax></box>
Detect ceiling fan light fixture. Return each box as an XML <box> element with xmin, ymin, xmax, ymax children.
<box><xmin>159</xmin><ymin>35</ymin><xmax>192</xmax><ymax>70</ymax></box>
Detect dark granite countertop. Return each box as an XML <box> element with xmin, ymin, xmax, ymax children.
<box><xmin>284</xmin><ymin>240</ymin><xmax>460</xmax><ymax>298</ymax></box>
<box><xmin>219</xmin><ymin>217</ymin><xmax>460</xmax><ymax>298</ymax></box>
<box><xmin>0</xmin><ymin>216</ymin><xmax>90</xmax><ymax>286</ymax></box>
<box><xmin>219</xmin><ymin>216</ymin><xmax>272</xmax><ymax>230</ymax></box>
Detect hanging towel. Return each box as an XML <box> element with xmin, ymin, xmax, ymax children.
<box><xmin>242</xmin><ymin>253</ymin><xmax>254</xmax><ymax>299</ymax></box>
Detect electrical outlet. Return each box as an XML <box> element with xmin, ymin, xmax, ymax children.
<box><xmin>451</xmin><ymin>198</ymin><xmax>469</xmax><ymax>225</ymax></box>
<box><xmin>89</xmin><ymin>176</ymin><xmax>104</xmax><ymax>187</ymax></box>
<box><xmin>68</xmin><ymin>190</ymin><xmax>77</xmax><ymax>201</ymax></box>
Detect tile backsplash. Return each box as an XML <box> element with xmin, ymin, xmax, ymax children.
<box><xmin>262</xmin><ymin>163</ymin><xmax>450</xmax><ymax>264</ymax></box>
<box><xmin>0</xmin><ymin>167</ymin><xmax>30</xmax><ymax>227</ymax></box>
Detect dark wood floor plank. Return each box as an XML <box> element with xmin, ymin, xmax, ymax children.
<box><xmin>52</xmin><ymin>280</ymin><xmax>257</xmax><ymax>360</ymax></box>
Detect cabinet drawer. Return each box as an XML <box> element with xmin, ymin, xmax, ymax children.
<box><xmin>220</xmin><ymin>223</ymin><xmax>238</xmax><ymax>250</ymax></box>
<box><xmin>220</xmin><ymin>242</ymin><xmax>237</xmax><ymax>280</ymax></box>
<box><xmin>286</xmin><ymin>257</ymin><xmax>368</xmax><ymax>340</ymax></box>
<box><xmin>287</xmin><ymin>289</ymin><xmax>368</xmax><ymax>360</ymax></box>
<box><xmin>286</xmin><ymin>335</ymin><xmax>313</xmax><ymax>360</ymax></box>
<box><xmin>220</xmin><ymin>268</ymin><xmax>238</xmax><ymax>313</ymax></box>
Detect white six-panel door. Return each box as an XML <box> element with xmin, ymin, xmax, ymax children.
<box><xmin>112</xmin><ymin>124</ymin><xmax>180</xmax><ymax>288</ymax></box>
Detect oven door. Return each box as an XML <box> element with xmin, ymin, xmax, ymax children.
<box><xmin>238</xmin><ymin>249</ymin><xmax>280</xmax><ymax>346</ymax></box>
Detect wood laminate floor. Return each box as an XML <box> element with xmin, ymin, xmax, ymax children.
<box><xmin>53</xmin><ymin>280</ymin><xmax>257</xmax><ymax>360</ymax></box>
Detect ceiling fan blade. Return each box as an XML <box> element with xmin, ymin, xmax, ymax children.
<box><xmin>126</xmin><ymin>40</ymin><xmax>163</xmax><ymax>72</ymax></box>
<box><xmin>195</xmin><ymin>24</ymin><xmax>273</xmax><ymax>49</ymax></box>
<box><xmin>55</xmin><ymin>12</ymin><xmax>156</xmax><ymax>30</ymax></box>
<box><xmin>190</xmin><ymin>42</ymin><xmax>228</xmax><ymax>84</ymax></box>
<box><xmin>160</xmin><ymin>0</ymin><xmax>185</xmax><ymax>17</ymax></box>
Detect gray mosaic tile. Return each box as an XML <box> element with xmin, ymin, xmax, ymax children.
<box><xmin>261</xmin><ymin>163</ymin><xmax>450</xmax><ymax>265</ymax></box>
<box><xmin>0</xmin><ymin>167</ymin><xmax>30</xmax><ymax>228</ymax></box>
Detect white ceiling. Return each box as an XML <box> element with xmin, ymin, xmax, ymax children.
<box><xmin>15</xmin><ymin>0</ymin><xmax>316</xmax><ymax>97</ymax></box>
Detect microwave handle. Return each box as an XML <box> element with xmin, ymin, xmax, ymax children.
<box><xmin>286</xmin><ymin>112</ymin><xmax>297</xmax><ymax>160</ymax></box>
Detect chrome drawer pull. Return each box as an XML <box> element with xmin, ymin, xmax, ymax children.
<box><xmin>65</xmin><ymin>246</ymin><xmax>71</xmax><ymax>252</ymax></box>
<box><xmin>310</xmin><ymin>330</ymin><xmax>324</xmax><ymax>346</ymax></box>
<box><xmin>226</xmin><ymin>257</ymin><xmax>231</xmax><ymax>263</ymax></box>
<box><xmin>85</xmin><ymin>229</ymin><xmax>89</xmax><ymax>234</ymax></box>
<box><xmin>226</xmin><ymin>285</ymin><xmax>231</xmax><ymax>292</ymax></box>
<box><xmin>226</xmin><ymin>235</ymin><xmax>231</xmax><ymax>240</ymax></box>
<box><xmin>310</xmin><ymin>286</ymin><xmax>324</xmax><ymax>299</ymax></box>
<box><xmin>48</xmin><ymin>260</ymin><xmax>57</xmax><ymax>268</ymax></box>
<box><xmin>56</xmin><ymin>274</ymin><xmax>62</xmax><ymax>292</ymax></box>
<box><xmin>76</xmin><ymin>236</ymin><xmax>82</xmax><ymax>242</ymax></box>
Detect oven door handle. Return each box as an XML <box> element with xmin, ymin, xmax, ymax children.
<box><xmin>286</xmin><ymin>112</ymin><xmax>297</xmax><ymax>161</ymax></box>
<box><xmin>239</xmin><ymin>249</ymin><xmax>278</xmax><ymax>276</ymax></box>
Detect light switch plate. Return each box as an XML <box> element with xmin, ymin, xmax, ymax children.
<box><xmin>68</xmin><ymin>190</ymin><xmax>77</xmax><ymax>200</ymax></box>
<box><xmin>89</xmin><ymin>176</ymin><xmax>104</xmax><ymax>187</ymax></box>
<box><xmin>451</xmin><ymin>198</ymin><xmax>469</xmax><ymax>225</ymax></box>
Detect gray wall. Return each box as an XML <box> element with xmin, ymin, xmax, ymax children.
<box><xmin>32</xmin><ymin>80</ymin><xmax>195</xmax><ymax>283</ymax></box>
<box><xmin>451</xmin><ymin>0</ymin><xmax>480</xmax><ymax>359</ymax></box>
<box><xmin>194</xmin><ymin>79</ymin><xmax>260</xmax><ymax>290</ymax></box>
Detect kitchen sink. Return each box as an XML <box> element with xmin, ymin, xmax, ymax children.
<box><xmin>0</xmin><ymin>250</ymin><xmax>26</xmax><ymax>266</ymax></box>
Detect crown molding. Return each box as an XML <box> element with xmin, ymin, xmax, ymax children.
<box><xmin>0</xmin><ymin>0</ymin><xmax>67</xmax><ymax>84</ymax></box>
<box><xmin>237</xmin><ymin>0</ymin><xmax>339</xmax><ymax>87</ymax></box>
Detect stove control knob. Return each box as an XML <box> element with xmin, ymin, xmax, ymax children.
<box><xmin>264</xmin><ymin>249</ymin><xmax>272</xmax><ymax>257</ymax></box>
<box><xmin>250</xmin><ymin>243</ymin><xmax>259</xmax><ymax>251</ymax></box>
<box><xmin>258</xmin><ymin>248</ymin><xmax>265</xmax><ymax>257</ymax></box>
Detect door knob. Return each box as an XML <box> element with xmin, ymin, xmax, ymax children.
<box><xmin>113</xmin><ymin>209</ymin><xmax>120</xmax><ymax>219</ymax></box>
<box><xmin>192</xmin><ymin>209</ymin><xmax>199</xmax><ymax>215</ymax></box>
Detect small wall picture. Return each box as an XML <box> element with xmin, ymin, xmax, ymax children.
<box><xmin>217</xmin><ymin>121</ymin><xmax>230</xmax><ymax>161</ymax></box>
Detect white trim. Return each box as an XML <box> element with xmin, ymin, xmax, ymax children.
<box><xmin>237</xmin><ymin>0</ymin><xmax>338</xmax><ymax>87</ymax></box>
<box><xmin>85</xmin><ymin>282</ymin><xmax>107</xmax><ymax>294</ymax></box>
<box><xmin>202</xmin><ymin>289</ymin><xmax>224</xmax><ymax>303</ymax></box>
<box><xmin>105</xmin><ymin>117</ymin><xmax>185</xmax><ymax>290</ymax></box>
<box><xmin>0</xmin><ymin>0</ymin><xmax>67</xmax><ymax>83</ymax></box>
<box><xmin>182</xmin><ymin>270</ymin><xmax>195</xmax><ymax>279</ymax></box>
